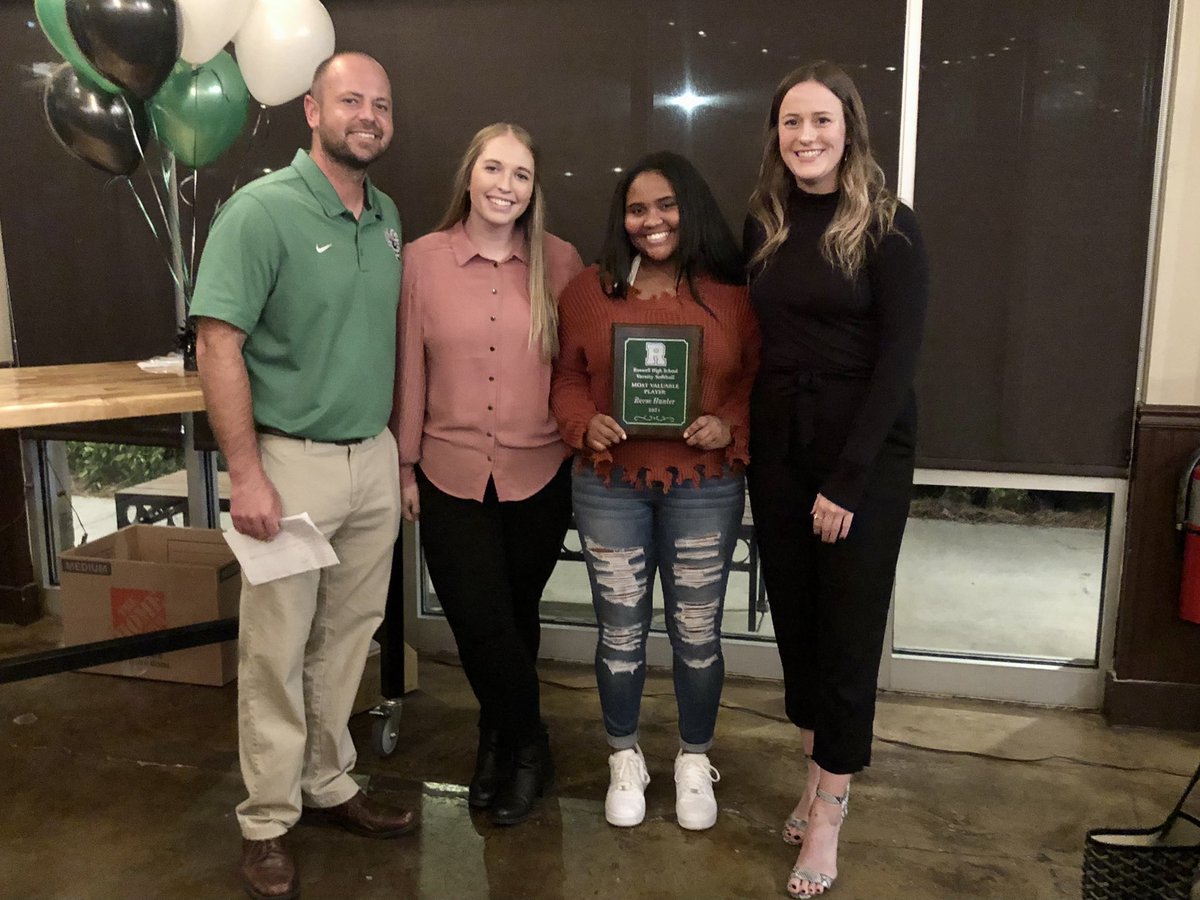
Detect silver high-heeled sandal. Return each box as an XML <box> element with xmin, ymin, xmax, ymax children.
<box><xmin>782</xmin><ymin>780</ymin><xmax>848</xmax><ymax>845</ymax></box>
<box><xmin>782</xmin><ymin>813</ymin><xmax>807</xmax><ymax>845</ymax></box>
<box><xmin>782</xmin><ymin>755</ymin><xmax>823</xmax><ymax>845</ymax></box>
<box><xmin>786</xmin><ymin>787</ymin><xmax>849</xmax><ymax>898</ymax></box>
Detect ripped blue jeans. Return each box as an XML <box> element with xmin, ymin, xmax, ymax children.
<box><xmin>572</xmin><ymin>466</ymin><xmax>745</xmax><ymax>752</ymax></box>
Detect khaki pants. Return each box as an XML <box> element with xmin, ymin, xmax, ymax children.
<box><xmin>236</xmin><ymin>430</ymin><xmax>401</xmax><ymax>840</ymax></box>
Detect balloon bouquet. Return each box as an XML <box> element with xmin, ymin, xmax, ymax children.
<box><xmin>34</xmin><ymin>0</ymin><xmax>336</xmax><ymax>364</ymax></box>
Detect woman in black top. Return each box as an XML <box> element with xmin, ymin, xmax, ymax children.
<box><xmin>744</xmin><ymin>61</ymin><xmax>929</xmax><ymax>898</ymax></box>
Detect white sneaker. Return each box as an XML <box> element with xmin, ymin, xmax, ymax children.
<box><xmin>605</xmin><ymin>746</ymin><xmax>651</xmax><ymax>827</ymax></box>
<box><xmin>674</xmin><ymin>750</ymin><xmax>720</xmax><ymax>830</ymax></box>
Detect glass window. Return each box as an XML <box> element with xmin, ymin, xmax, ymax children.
<box><xmin>914</xmin><ymin>0</ymin><xmax>1169</xmax><ymax>474</ymax></box>
<box><xmin>48</xmin><ymin>439</ymin><xmax>188</xmax><ymax>561</ymax></box>
<box><xmin>892</xmin><ymin>484</ymin><xmax>1110</xmax><ymax>664</ymax></box>
<box><xmin>2</xmin><ymin>437</ymin><xmax>191</xmax><ymax>664</ymax></box>
<box><xmin>422</xmin><ymin>481</ymin><xmax>1112</xmax><ymax>662</ymax></box>
<box><xmin>420</xmin><ymin>491</ymin><xmax>772</xmax><ymax>641</ymax></box>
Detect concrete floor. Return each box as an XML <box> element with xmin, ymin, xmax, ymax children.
<box><xmin>1</xmin><ymin>650</ymin><xmax>1198</xmax><ymax>899</ymax></box>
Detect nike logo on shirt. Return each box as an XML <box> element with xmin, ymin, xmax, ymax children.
<box><xmin>315</xmin><ymin>244</ymin><xmax>332</xmax><ymax>253</ymax></box>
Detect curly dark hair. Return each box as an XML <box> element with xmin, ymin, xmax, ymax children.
<box><xmin>598</xmin><ymin>151</ymin><xmax>744</xmax><ymax>314</ymax></box>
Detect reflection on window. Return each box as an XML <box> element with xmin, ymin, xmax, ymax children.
<box><xmin>420</xmin><ymin>499</ymin><xmax>771</xmax><ymax>641</ymax></box>
<box><xmin>40</xmin><ymin>441</ymin><xmax>232</xmax><ymax>578</ymax></box>
<box><xmin>893</xmin><ymin>486</ymin><xmax>1109</xmax><ymax>665</ymax></box>
<box><xmin>47</xmin><ymin>441</ymin><xmax>187</xmax><ymax>556</ymax></box>
<box><xmin>418</xmin><ymin>482</ymin><xmax>1111</xmax><ymax>666</ymax></box>
<box><xmin>8</xmin><ymin>441</ymin><xmax>219</xmax><ymax>663</ymax></box>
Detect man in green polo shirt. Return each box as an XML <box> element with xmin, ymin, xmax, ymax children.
<box><xmin>191</xmin><ymin>52</ymin><xmax>415</xmax><ymax>900</ymax></box>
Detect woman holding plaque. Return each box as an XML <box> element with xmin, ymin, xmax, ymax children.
<box><xmin>394</xmin><ymin>122</ymin><xmax>583</xmax><ymax>826</ymax></box>
<box><xmin>550</xmin><ymin>151</ymin><xmax>759</xmax><ymax>832</ymax></box>
<box><xmin>744</xmin><ymin>62</ymin><xmax>928</xmax><ymax>898</ymax></box>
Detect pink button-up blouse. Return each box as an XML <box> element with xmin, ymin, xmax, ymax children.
<box><xmin>394</xmin><ymin>222</ymin><xmax>584</xmax><ymax>501</ymax></box>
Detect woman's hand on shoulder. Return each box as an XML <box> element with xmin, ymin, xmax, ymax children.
<box><xmin>586</xmin><ymin>414</ymin><xmax>626</xmax><ymax>451</ymax></box>
<box><xmin>811</xmin><ymin>493</ymin><xmax>853</xmax><ymax>543</ymax></box>
<box><xmin>683</xmin><ymin>415</ymin><xmax>731</xmax><ymax>450</ymax></box>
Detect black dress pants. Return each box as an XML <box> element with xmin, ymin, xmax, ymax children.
<box><xmin>748</xmin><ymin>376</ymin><xmax>914</xmax><ymax>775</ymax></box>
<box><xmin>376</xmin><ymin>537</ymin><xmax>406</xmax><ymax>700</ymax></box>
<box><xmin>416</xmin><ymin>460</ymin><xmax>572</xmax><ymax>747</ymax></box>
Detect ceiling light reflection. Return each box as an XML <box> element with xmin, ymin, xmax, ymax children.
<box><xmin>665</xmin><ymin>89</ymin><xmax>710</xmax><ymax>114</ymax></box>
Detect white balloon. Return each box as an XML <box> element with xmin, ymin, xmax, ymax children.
<box><xmin>234</xmin><ymin>0</ymin><xmax>335</xmax><ymax>107</ymax></box>
<box><xmin>178</xmin><ymin>0</ymin><xmax>254</xmax><ymax>65</ymax></box>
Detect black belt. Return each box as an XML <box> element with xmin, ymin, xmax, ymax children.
<box><xmin>255</xmin><ymin>424</ymin><xmax>369</xmax><ymax>446</ymax></box>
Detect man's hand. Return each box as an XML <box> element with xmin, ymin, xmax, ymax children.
<box><xmin>401</xmin><ymin>483</ymin><xmax>420</xmax><ymax>522</ymax></box>
<box><xmin>230</xmin><ymin>470</ymin><xmax>284</xmax><ymax>541</ymax></box>
<box><xmin>196</xmin><ymin>317</ymin><xmax>283</xmax><ymax>539</ymax></box>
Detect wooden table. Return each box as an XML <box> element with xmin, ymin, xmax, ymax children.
<box><xmin>0</xmin><ymin>361</ymin><xmax>234</xmax><ymax>683</ymax></box>
<box><xmin>0</xmin><ymin>358</ymin><xmax>213</xmax><ymax>534</ymax></box>
<box><xmin>0</xmin><ymin>361</ymin><xmax>205</xmax><ymax>428</ymax></box>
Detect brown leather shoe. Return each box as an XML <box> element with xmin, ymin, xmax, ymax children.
<box><xmin>302</xmin><ymin>791</ymin><xmax>418</xmax><ymax>839</ymax></box>
<box><xmin>240</xmin><ymin>837</ymin><xmax>299</xmax><ymax>900</ymax></box>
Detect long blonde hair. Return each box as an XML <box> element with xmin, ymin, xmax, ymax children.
<box><xmin>435</xmin><ymin>123</ymin><xmax>557</xmax><ymax>359</ymax></box>
<box><xmin>748</xmin><ymin>61</ymin><xmax>898</xmax><ymax>277</ymax></box>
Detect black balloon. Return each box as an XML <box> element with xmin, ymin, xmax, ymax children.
<box><xmin>44</xmin><ymin>63</ymin><xmax>149</xmax><ymax>176</ymax></box>
<box><xmin>66</xmin><ymin>0</ymin><xmax>181</xmax><ymax>100</ymax></box>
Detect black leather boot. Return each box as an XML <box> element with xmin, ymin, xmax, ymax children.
<box><xmin>468</xmin><ymin>727</ymin><xmax>508</xmax><ymax>809</ymax></box>
<box><xmin>490</xmin><ymin>731</ymin><xmax>554</xmax><ymax>826</ymax></box>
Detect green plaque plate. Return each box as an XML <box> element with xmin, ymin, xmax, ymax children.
<box><xmin>612</xmin><ymin>323</ymin><xmax>703</xmax><ymax>437</ymax></box>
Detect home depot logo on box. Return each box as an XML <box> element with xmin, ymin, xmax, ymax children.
<box><xmin>110</xmin><ymin>587</ymin><xmax>168</xmax><ymax>637</ymax></box>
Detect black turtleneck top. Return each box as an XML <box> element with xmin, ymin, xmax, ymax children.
<box><xmin>743</xmin><ymin>187</ymin><xmax>929</xmax><ymax>509</ymax></box>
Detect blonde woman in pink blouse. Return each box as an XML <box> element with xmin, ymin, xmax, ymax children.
<box><xmin>392</xmin><ymin>123</ymin><xmax>583</xmax><ymax>826</ymax></box>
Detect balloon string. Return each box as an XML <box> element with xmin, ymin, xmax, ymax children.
<box><xmin>136</xmin><ymin>105</ymin><xmax>178</xmax><ymax>272</ymax></box>
<box><xmin>212</xmin><ymin>103</ymin><xmax>269</xmax><ymax>228</ymax></box>
<box><xmin>158</xmin><ymin>152</ymin><xmax>176</xmax><ymax>261</ymax></box>
<box><xmin>150</xmin><ymin>115</ymin><xmax>195</xmax><ymax>298</ymax></box>
<box><xmin>232</xmin><ymin>104</ymin><xmax>269</xmax><ymax>196</ymax></box>
<box><xmin>120</xmin><ymin>177</ymin><xmax>188</xmax><ymax>300</ymax></box>
<box><xmin>178</xmin><ymin>171</ymin><xmax>197</xmax><ymax>207</ymax></box>
<box><xmin>190</xmin><ymin>169</ymin><xmax>198</xmax><ymax>290</ymax></box>
<box><xmin>179</xmin><ymin>169</ymin><xmax>198</xmax><ymax>285</ymax></box>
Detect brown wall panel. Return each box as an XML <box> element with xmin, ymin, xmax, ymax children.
<box><xmin>0</xmin><ymin>0</ymin><xmax>1169</xmax><ymax>479</ymax></box>
<box><xmin>0</xmin><ymin>6</ymin><xmax>177</xmax><ymax>366</ymax></box>
<box><xmin>1107</xmin><ymin>405</ymin><xmax>1200</xmax><ymax>727</ymax></box>
<box><xmin>0</xmin><ymin>0</ymin><xmax>905</xmax><ymax>446</ymax></box>
<box><xmin>327</xmin><ymin>0</ymin><xmax>905</xmax><ymax>262</ymax></box>
<box><xmin>0</xmin><ymin>428</ymin><xmax>37</xmax><ymax>624</ymax></box>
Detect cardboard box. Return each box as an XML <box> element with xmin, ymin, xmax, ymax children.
<box><xmin>352</xmin><ymin>639</ymin><xmax>419</xmax><ymax>715</ymax></box>
<box><xmin>59</xmin><ymin>526</ymin><xmax>239</xmax><ymax>686</ymax></box>
<box><xmin>402</xmin><ymin>641</ymin><xmax>418</xmax><ymax>695</ymax></box>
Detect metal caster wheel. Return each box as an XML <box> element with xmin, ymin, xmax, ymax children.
<box><xmin>369</xmin><ymin>700</ymin><xmax>402</xmax><ymax>757</ymax></box>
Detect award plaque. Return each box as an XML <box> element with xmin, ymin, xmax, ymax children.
<box><xmin>611</xmin><ymin>323</ymin><xmax>703</xmax><ymax>437</ymax></box>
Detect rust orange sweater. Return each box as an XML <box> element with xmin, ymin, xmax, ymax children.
<box><xmin>551</xmin><ymin>265</ymin><xmax>760</xmax><ymax>488</ymax></box>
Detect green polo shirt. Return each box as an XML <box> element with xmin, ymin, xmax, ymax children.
<box><xmin>191</xmin><ymin>149</ymin><xmax>402</xmax><ymax>441</ymax></box>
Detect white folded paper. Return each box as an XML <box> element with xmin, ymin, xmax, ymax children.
<box><xmin>222</xmin><ymin>513</ymin><xmax>339</xmax><ymax>585</ymax></box>
<box><xmin>137</xmin><ymin>353</ymin><xmax>184</xmax><ymax>374</ymax></box>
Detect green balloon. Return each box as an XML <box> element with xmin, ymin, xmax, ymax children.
<box><xmin>149</xmin><ymin>53</ymin><xmax>249</xmax><ymax>169</ymax></box>
<box><xmin>34</xmin><ymin>0</ymin><xmax>120</xmax><ymax>94</ymax></box>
